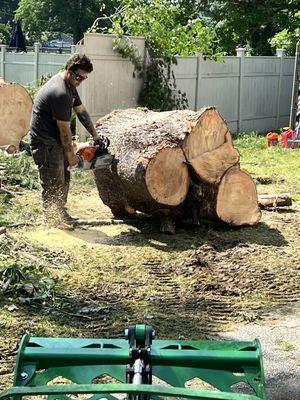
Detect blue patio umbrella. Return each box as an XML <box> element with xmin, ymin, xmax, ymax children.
<box><xmin>9</xmin><ymin>20</ymin><xmax>27</xmax><ymax>52</ymax></box>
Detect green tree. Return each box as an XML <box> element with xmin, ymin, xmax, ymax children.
<box><xmin>194</xmin><ymin>0</ymin><xmax>300</xmax><ymax>55</ymax></box>
<box><xmin>0</xmin><ymin>0</ymin><xmax>19</xmax><ymax>24</ymax></box>
<box><xmin>0</xmin><ymin>0</ymin><xmax>18</xmax><ymax>44</ymax></box>
<box><xmin>269</xmin><ymin>10</ymin><xmax>300</xmax><ymax>55</ymax></box>
<box><xmin>0</xmin><ymin>23</ymin><xmax>12</xmax><ymax>44</ymax></box>
<box><xmin>15</xmin><ymin>0</ymin><xmax>117</xmax><ymax>44</ymax></box>
<box><xmin>98</xmin><ymin>0</ymin><xmax>221</xmax><ymax>59</ymax></box>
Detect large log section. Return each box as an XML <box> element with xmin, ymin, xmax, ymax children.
<box><xmin>94</xmin><ymin>107</ymin><xmax>261</xmax><ymax>233</ymax></box>
<box><xmin>0</xmin><ymin>80</ymin><xmax>33</xmax><ymax>147</ymax></box>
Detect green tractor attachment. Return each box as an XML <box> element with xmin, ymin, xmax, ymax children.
<box><xmin>0</xmin><ymin>324</ymin><xmax>266</xmax><ymax>400</ymax></box>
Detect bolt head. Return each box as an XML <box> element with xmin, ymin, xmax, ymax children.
<box><xmin>20</xmin><ymin>372</ymin><xmax>28</xmax><ymax>380</ymax></box>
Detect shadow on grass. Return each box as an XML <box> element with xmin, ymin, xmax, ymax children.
<box><xmin>66</xmin><ymin>218</ymin><xmax>288</xmax><ymax>252</ymax></box>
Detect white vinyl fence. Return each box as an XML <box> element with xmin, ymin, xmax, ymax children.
<box><xmin>0</xmin><ymin>43</ymin><xmax>75</xmax><ymax>86</ymax></box>
<box><xmin>172</xmin><ymin>49</ymin><xmax>295</xmax><ymax>132</ymax></box>
<box><xmin>0</xmin><ymin>34</ymin><xmax>295</xmax><ymax>134</ymax></box>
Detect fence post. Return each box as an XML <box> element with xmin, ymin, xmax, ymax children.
<box><xmin>195</xmin><ymin>53</ymin><xmax>203</xmax><ymax>111</ymax></box>
<box><xmin>34</xmin><ymin>42</ymin><xmax>40</xmax><ymax>84</ymax></box>
<box><xmin>276</xmin><ymin>48</ymin><xmax>285</xmax><ymax>128</ymax></box>
<box><xmin>236</xmin><ymin>47</ymin><xmax>245</xmax><ymax>131</ymax></box>
<box><xmin>0</xmin><ymin>44</ymin><xmax>6</xmax><ymax>81</ymax></box>
<box><xmin>71</xmin><ymin>44</ymin><xmax>76</xmax><ymax>53</ymax></box>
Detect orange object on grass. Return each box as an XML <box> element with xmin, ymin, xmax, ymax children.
<box><xmin>281</xmin><ymin>128</ymin><xmax>295</xmax><ymax>148</ymax></box>
<box><xmin>265</xmin><ymin>132</ymin><xmax>279</xmax><ymax>148</ymax></box>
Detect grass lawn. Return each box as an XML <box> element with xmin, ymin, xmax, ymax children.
<box><xmin>0</xmin><ymin>132</ymin><xmax>299</xmax><ymax>390</ymax></box>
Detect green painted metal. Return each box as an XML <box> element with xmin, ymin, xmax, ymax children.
<box><xmin>1</xmin><ymin>326</ymin><xmax>266</xmax><ymax>400</ymax></box>
<box><xmin>0</xmin><ymin>383</ymin><xmax>262</xmax><ymax>400</ymax></box>
<box><xmin>135</xmin><ymin>324</ymin><xmax>146</xmax><ymax>346</ymax></box>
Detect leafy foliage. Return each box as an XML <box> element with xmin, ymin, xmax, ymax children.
<box><xmin>138</xmin><ymin>58</ymin><xmax>188</xmax><ymax>111</ymax></box>
<box><xmin>269</xmin><ymin>11</ymin><xmax>300</xmax><ymax>55</ymax></box>
<box><xmin>15</xmin><ymin>0</ymin><xmax>117</xmax><ymax>44</ymax></box>
<box><xmin>0</xmin><ymin>261</ymin><xmax>54</xmax><ymax>303</ymax></box>
<box><xmin>196</xmin><ymin>0</ymin><xmax>300</xmax><ymax>55</ymax></box>
<box><xmin>0</xmin><ymin>236</ymin><xmax>55</xmax><ymax>304</ymax></box>
<box><xmin>0</xmin><ymin>0</ymin><xmax>19</xmax><ymax>24</ymax></box>
<box><xmin>100</xmin><ymin>0</ymin><xmax>221</xmax><ymax>59</ymax></box>
<box><xmin>112</xmin><ymin>36</ymin><xmax>188</xmax><ymax>110</ymax></box>
<box><xmin>0</xmin><ymin>151</ymin><xmax>39</xmax><ymax>190</ymax></box>
<box><xmin>0</xmin><ymin>22</ymin><xmax>12</xmax><ymax>43</ymax></box>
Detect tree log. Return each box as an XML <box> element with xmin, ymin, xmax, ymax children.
<box><xmin>216</xmin><ymin>166</ymin><xmax>261</xmax><ymax>225</ymax></box>
<box><xmin>94</xmin><ymin>108</ymin><xmax>193</xmax><ymax>219</ymax></box>
<box><xmin>258</xmin><ymin>193</ymin><xmax>292</xmax><ymax>208</ymax></box>
<box><xmin>189</xmin><ymin>166</ymin><xmax>261</xmax><ymax>226</ymax></box>
<box><xmin>0</xmin><ymin>81</ymin><xmax>32</xmax><ymax>147</ymax></box>
<box><xmin>93</xmin><ymin>107</ymin><xmax>260</xmax><ymax>232</ymax></box>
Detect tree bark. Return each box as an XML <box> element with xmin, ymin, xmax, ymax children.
<box><xmin>93</xmin><ymin>108</ymin><xmax>194</xmax><ymax>220</ymax></box>
<box><xmin>0</xmin><ymin>82</ymin><xmax>32</xmax><ymax>147</ymax></box>
<box><xmin>93</xmin><ymin>107</ymin><xmax>260</xmax><ymax>232</ymax></box>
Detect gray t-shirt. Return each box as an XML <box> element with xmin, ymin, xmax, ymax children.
<box><xmin>29</xmin><ymin>73</ymin><xmax>82</xmax><ymax>145</ymax></box>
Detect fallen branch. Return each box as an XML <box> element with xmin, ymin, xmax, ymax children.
<box><xmin>258</xmin><ymin>193</ymin><xmax>292</xmax><ymax>208</ymax></box>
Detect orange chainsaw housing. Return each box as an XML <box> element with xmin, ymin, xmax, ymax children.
<box><xmin>77</xmin><ymin>146</ymin><xmax>97</xmax><ymax>162</ymax></box>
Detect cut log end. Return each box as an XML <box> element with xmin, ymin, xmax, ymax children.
<box><xmin>189</xmin><ymin>141</ymin><xmax>240</xmax><ymax>184</ymax></box>
<box><xmin>0</xmin><ymin>82</ymin><xmax>33</xmax><ymax>146</ymax></box>
<box><xmin>216</xmin><ymin>167</ymin><xmax>261</xmax><ymax>226</ymax></box>
<box><xmin>145</xmin><ymin>147</ymin><xmax>189</xmax><ymax>206</ymax></box>
<box><xmin>183</xmin><ymin>108</ymin><xmax>228</xmax><ymax>161</ymax></box>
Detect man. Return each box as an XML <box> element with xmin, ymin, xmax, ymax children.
<box><xmin>29</xmin><ymin>53</ymin><xmax>99</xmax><ymax>227</ymax></box>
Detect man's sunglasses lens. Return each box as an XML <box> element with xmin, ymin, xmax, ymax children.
<box><xmin>72</xmin><ymin>71</ymin><xmax>87</xmax><ymax>81</ymax></box>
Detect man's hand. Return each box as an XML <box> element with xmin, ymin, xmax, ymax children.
<box><xmin>92</xmin><ymin>134</ymin><xmax>102</xmax><ymax>145</ymax></box>
<box><xmin>93</xmin><ymin>134</ymin><xmax>110</xmax><ymax>152</ymax></box>
<box><xmin>68</xmin><ymin>153</ymin><xmax>81</xmax><ymax>167</ymax></box>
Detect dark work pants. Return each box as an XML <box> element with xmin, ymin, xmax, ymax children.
<box><xmin>30</xmin><ymin>142</ymin><xmax>70</xmax><ymax>221</ymax></box>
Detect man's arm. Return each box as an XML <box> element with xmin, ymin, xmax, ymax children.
<box><xmin>57</xmin><ymin>120</ymin><xmax>80</xmax><ymax>167</ymax></box>
<box><xmin>74</xmin><ymin>104</ymin><xmax>98</xmax><ymax>140</ymax></box>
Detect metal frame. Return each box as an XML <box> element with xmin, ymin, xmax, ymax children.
<box><xmin>0</xmin><ymin>331</ymin><xmax>266</xmax><ymax>400</ymax></box>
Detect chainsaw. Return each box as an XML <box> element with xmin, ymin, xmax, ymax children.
<box><xmin>0</xmin><ymin>324</ymin><xmax>266</xmax><ymax>400</ymax></box>
<box><xmin>69</xmin><ymin>136</ymin><xmax>114</xmax><ymax>172</ymax></box>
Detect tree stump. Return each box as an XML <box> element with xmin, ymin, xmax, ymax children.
<box><xmin>93</xmin><ymin>107</ymin><xmax>261</xmax><ymax>233</ymax></box>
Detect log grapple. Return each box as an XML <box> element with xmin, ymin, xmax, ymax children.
<box><xmin>0</xmin><ymin>324</ymin><xmax>266</xmax><ymax>400</ymax></box>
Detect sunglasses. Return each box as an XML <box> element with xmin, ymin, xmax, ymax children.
<box><xmin>71</xmin><ymin>70</ymin><xmax>88</xmax><ymax>82</ymax></box>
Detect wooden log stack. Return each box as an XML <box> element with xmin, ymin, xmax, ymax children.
<box><xmin>93</xmin><ymin>107</ymin><xmax>261</xmax><ymax>233</ymax></box>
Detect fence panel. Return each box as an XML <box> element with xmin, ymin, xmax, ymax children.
<box><xmin>241</xmin><ymin>56</ymin><xmax>280</xmax><ymax>132</ymax></box>
<box><xmin>170</xmin><ymin>57</ymin><xmax>198</xmax><ymax>110</ymax></box>
<box><xmin>0</xmin><ymin>44</ymin><xmax>72</xmax><ymax>86</ymax></box>
<box><xmin>196</xmin><ymin>56</ymin><xmax>239</xmax><ymax>132</ymax></box>
<box><xmin>77</xmin><ymin>33</ymin><xmax>145</xmax><ymax>140</ymax></box>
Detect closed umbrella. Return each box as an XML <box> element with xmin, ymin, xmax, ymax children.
<box><xmin>9</xmin><ymin>20</ymin><xmax>27</xmax><ymax>52</ymax></box>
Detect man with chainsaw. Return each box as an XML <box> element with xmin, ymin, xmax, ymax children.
<box><xmin>29</xmin><ymin>53</ymin><xmax>104</xmax><ymax>227</ymax></box>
